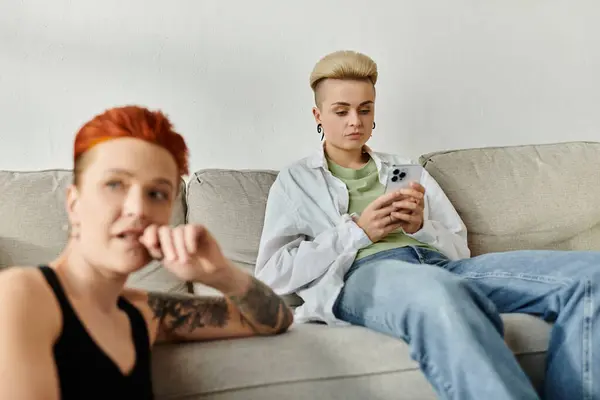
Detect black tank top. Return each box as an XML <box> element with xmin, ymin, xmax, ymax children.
<box><xmin>39</xmin><ymin>266</ymin><xmax>154</xmax><ymax>399</ymax></box>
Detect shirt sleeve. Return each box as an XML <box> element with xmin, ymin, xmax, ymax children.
<box><xmin>254</xmin><ymin>176</ymin><xmax>371</xmax><ymax>295</ymax></box>
<box><xmin>405</xmin><ymin>167</ymin><xmax>471</xmax><ymax>260</ymax></box>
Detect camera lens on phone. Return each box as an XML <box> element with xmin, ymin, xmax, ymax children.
<box><xmin>393</xmin><ymin>169</ymin><xmax>400</xmax><ymax>175</ymax></box>
<box><xmin>391</xmin><ymin>176</ymin><xmax>398</xmax><ymax>182</ymax></box>
<box><xmin>399</xmin><ymin>172</ymin><xmax>406</xmax><ymax>179</ymax></box>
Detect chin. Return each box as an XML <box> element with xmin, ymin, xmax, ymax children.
<box><xmin>111</xmin><ymin>253</ymin><xmax>153</xmax><ymax>275</ymax></box>
<box><xmin>341</xmin><ymin>141</ymin><xmax>367</xmax><ymax>150</ymax></box>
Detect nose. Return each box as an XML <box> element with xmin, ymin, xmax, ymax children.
<box><xmin>348</xmin><ymin>110</ymin><xmax>362</xmax><ymax>127</ymax></box>
<box><xmin>122</xmin><ymin>185</ymin><xmax>148</xmax><ymax>219</ymax></box>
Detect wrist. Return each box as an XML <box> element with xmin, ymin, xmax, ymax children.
<box><xmin>406</xmin><ymin>220</ymin><xmax>424</xmax><ymax>235</ymax></box>
<box><xmin>352</xmin><ymin>215</ymin><xmax>368</xmax><ymax>235</ymax></box>
<box><xmin>209</xmin><ymin>263</ymin><xmax>250</xmax><ymax>297</ymax></box>
<box><xmin>351</xmin><ymin>216</ymin><xmax>373</xmax><ymax>245</ymax></box>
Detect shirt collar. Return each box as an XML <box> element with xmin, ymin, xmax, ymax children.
<box><xmin>307</xmin><ymin>141</ymin><xmax>390</xmax><ymax>171</ymax></box>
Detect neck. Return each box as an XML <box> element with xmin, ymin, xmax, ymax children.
<box><xmin>50</xmin><ymin>241</ymin><xmax>127</xmax><ymax>313</ymax></box>
<box><xmin>324</xmin><ymin>142</ymin><xmax>369</xmax><ymax>169</ymax></box>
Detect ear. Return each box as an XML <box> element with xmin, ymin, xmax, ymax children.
<box><xmin>312</xmin><ymin>106</ymin><xmax>322</xmax><ymax>124</ymax></box>
<box><xmin>66</xmin><ymin>184</ymin><xmax>81</xmax><ymax>225</ymax></box>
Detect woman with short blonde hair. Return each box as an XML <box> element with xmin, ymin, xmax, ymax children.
<box><xmin>256</xmin><ymin>49</ymin><xmax>600</xmax><ymax>399</ymax></box>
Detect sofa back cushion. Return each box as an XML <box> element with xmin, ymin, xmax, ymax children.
<box><xmin>0</xmin><ymin>170</ymin><xmax>189</xmax><ymax>293</ymax></box>
<box><xmin>420</xmin><ymin>141</ymin><xmax>600</xmax><ymax>256</ymax></box>
<box><xmin>0</xmin><ymin>170</ymin><xmax>72</xmax><ymax>267</ymax></box>
<box><xmin>185</xmin><ymin>169</ymin><xmax>277</xmax><ymax>295</ymax></box>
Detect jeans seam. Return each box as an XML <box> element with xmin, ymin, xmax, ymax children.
<box><xmin>583</xmin><ymin>279</ymin><xmax>593</xmax><ymax>400</ymax></box>
<box><xmin>459</xmin><ymin>271</ymin><xmax>573</xmax><ymax>286</ymax></box>
<box><xmin>419</xmin><ymin>353</ymin><xmax>456</xmax><ymax>399</ymax></box>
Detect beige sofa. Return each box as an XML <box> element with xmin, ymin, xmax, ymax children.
<box><xmin>1</xmin><ymin>141</ymin><xmax>599</xmax><ymax>399</ymax></box>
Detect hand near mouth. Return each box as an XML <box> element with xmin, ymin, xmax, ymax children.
<box><xmin>139</xmin><ymin>224</ymin><xmax>247</xmax><ymax>294</ymax></box>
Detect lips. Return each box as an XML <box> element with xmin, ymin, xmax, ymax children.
<box><xmin>346</xmin><ymin>132</ymin><xmax>363</xmax><ymax>138</ymax></box>
<box><xmin>115</xmin><ymin>228</ymin><xmax>144</xmax><ymax>245</ymax></box>
<box><xmin>116</xmin><ymin>231</ymin><xmax>142</xmax><ymax>240</ymax></box>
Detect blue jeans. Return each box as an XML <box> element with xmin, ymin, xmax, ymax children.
<box><xmin>333</xmin><ymin>246</ymin><xmax>600</xmax><ymax>400</ymax></box>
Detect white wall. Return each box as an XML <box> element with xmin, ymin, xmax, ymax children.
<box><xmin>1</xmin><ymin>0</ymin><xmax>599</xmax><ymax>173</ymax></box>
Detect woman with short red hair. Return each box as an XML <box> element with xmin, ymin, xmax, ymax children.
<box><xmin>0</xmin><ymin>105</ymin><xmax>293</xmax><ymax>399</ymax></box>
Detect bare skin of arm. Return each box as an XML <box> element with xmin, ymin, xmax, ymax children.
<box><xmin>133</xmin><ymin>270</ymin><xmax>294</xmax><ymax>344</ymax></box>
<box><xmin>0</xmin><ymin>268</ymin><xmax>61</xmax><ymax>400</ymax></box>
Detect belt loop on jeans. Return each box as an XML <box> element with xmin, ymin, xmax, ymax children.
<box><xmin>410</xmin><ymin>246</ymin><xmax>426</xmax><ymax>264</ymax></box>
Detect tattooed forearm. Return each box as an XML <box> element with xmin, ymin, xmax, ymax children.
<box><xmin>229</xmin><ymin>277</ymin><xmax>293</xmax><ymax>334</ymax></box>
<box><xmin>147</xmin><ymin>292</ymin><xmax>236</xmax><ymax>337</ymax></box>
<box><xmin>147</xmin><ymin>278</ymin><xmax>292</xmax><ymax>341</ymax></box>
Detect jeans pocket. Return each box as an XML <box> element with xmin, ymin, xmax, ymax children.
<box><xmin>413</xmin><ymin>246</ymin><xmax>450</xmax><ymax>266</ymax></box>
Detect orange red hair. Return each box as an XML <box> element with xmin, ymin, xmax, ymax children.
<box><xmin>73</xmin><ymin>106</ymin><xmax>189</xmax><ymax>184</ymax></box>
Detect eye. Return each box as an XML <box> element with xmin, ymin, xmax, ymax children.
<box><xmin>106</xmin><ymin>180</ymin><xmax>123</xmax><ymax>190</ymax></box>
<box><xmin>149</xmin><ymin>190</ymin><xmax>169</xmax><ymax>202</ymax></box>
<box><xmin>359</xmin><ymin>109</ymin><xmax>371</xmax><ymax>115</ymax></box>
<box><xmin>336</xmin><ymin>111</ymin><xmax>348</xmax><ymax>116</ymax></box>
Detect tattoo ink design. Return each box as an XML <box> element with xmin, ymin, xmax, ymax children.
<box><xmin>147</xmin><ymin>293</ymin><xmax>232</xmax><ymax>335</ymax></box>
<box><xmin>148</xmin><ymin>277</ymin><xmax>292</xmax><ymax>337</ymax></box>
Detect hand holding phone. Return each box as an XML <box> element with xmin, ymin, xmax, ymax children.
<box><xmin>384</xmin><ymin>164</ymin><xmax>423</xmax><ymax>194</ymax></box>
<box><xmin>355</xmin><ymin>190</ymin><xmax>407</xmax><ymax>242</ymax></box>
<box><xmin>383</xmin><ymin>164</ymin><xmax>426</xmax><ymax>234</ymax></box>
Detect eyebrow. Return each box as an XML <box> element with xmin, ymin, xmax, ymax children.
<box><xmin>106</xmin><ymin>168</ymin><xmax>175</xmax><ymax>188</ymax></box>
<box><xmin>331</xmin><ymin>101</ymin><xmax>374</xmax><ymax>107</ymax></box>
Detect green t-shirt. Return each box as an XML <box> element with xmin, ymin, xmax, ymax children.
<box><xmin>327</xmin><ymin>156</ymin><xmax>432</xmax><ymax>260</ymax></box>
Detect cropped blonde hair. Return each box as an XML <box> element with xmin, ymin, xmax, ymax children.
<box><xmin>309</xmin><ymin>50</ymin><xmax>378</xmax><ymax>105</ymax></box>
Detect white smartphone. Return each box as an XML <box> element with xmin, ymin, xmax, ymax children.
<box><xmin>384</xmin><ymin>164</ymin><xmax>423</xmax><ymax>194</ymax></box>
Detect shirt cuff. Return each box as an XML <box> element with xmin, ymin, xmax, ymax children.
<box><xmin>406</xmin><ymin>220</ymin><xmax>436</xmax><ymax>244</ymax></box>
<box><xmin>344</xmin><ymin>214</ymin><xmax>372</xmax><ymax>250</ymax></box>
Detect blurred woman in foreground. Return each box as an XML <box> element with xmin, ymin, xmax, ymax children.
<box><xmin>0</xmin><ymin>105</ymin><xmax>293</xmax><ymax>399</ymax></box>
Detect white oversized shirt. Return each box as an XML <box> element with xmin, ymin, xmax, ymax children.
<box><xmin>254</xmin><ymin>146</ymin><xmax>470</xmax><ymax>325</ymax></box>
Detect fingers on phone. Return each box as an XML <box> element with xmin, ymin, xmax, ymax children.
<box><xmin>392</xmin><ymin>200</ymin><xmax>418</xmax><ymax>210</ymax></box>
<box><xmin>409</xmin><ymin>182</ymin><xmax>426</xmax><ymax>192</ymax></box>
<box><xmin>399</xmin><ymin>188</ymin><xmax>424</xmax><ymax>200</ymax></box>
<box><xmin>374</xmin><ymin>205</ymin><xmax>397</xmax><ymax>219</ymax></box>
<box><xmin>391</xmin><ymin>212</ymin><xmax>418</xmax><ymax>223</ymax></box>
<box><xmin>377</xmin><ymin>191</ymin><xmax>404</xmax><ymax>208</ymax></box>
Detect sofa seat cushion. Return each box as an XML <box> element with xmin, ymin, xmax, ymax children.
<box><xmin>420</xmin><ymin>141</ymin><xmax>600</xmax><ymax>255</ymax></box>
<box><xmin>152</xmin><ymin>314</ymin><xmax>550</xmax><ymax>400</ymax></box>
<box><xmin>0</xmin><ymin>170</ymin><xmax>189</xmax><ymax>293</ymax></box>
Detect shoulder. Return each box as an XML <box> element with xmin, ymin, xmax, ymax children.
<box><xmin>0</xmin><ymin>267</ymin><xmax>61</xmax><ymax>340</ymax></box>
<box><xmin>269</xmin><ymin>156</ymin><xmax>320</xmax><ymax>198</ymax></box>
<box><xmin>0</xmin><ymin>267</ymin><xmax>58</xmax><ymax>310</ymax></box>
<box><xmin>276</xmin><ymin>156</ymin><xmax>316</xmax><ymax>181</ymax></box>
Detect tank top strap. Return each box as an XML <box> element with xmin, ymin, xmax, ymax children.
<box><xmin>38</xmin><ymin>265</ymin><xmax>76</xmax><ymax>317</ymax></box>
<box><xmin>117</xmin><ymin>297</ymin><xmax>151</xmax><ymax>353</ymax></box>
